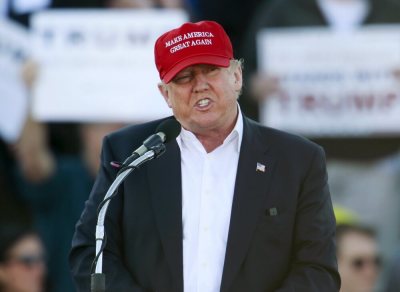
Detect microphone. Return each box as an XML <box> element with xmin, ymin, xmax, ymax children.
<box><xmin>114</xmin><ymin>119</ymin><xmax>181</xmax><ymax>168</ymax></box>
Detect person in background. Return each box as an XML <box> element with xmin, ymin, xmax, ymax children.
<box><xmin>336</xmin><ymin>224</ymin><xmax>381</xmax><ymax>292</ymax></box>
<box><xmin>0</xmin><ymin>139</ymin><xmax>31</xmax><ymax>226</ymax></box>
<box><xmin>0</xmin><ymin>225</ymin><xmax>46</xmax><ymax>292</ymax></box>
<box><xmin>11</xmin><ymin>117</ymin><xmax>123</xmax><ymax>292</ymax></box>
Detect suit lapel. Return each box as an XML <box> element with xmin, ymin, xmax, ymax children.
<box><xmin>220</xmin><ymin>118</ymin><xmax>276</xmax><ymax>292</ymax></box>
<box><xmin>146</xmin><ymin>140</ymin><xmax>183</xmax><ymax>292</ymax></box>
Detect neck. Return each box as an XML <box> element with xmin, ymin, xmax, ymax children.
<box><xmin>196</xmin><ymin>131</ymin><xmax>231</xmax><ymax>153</ymax></box>
<box><xmin>195</xmin><ymin>111</ymin><xmax>239</xmax><ymax>153</ymax></box>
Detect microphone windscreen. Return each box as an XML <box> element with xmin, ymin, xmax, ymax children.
<box><xmin>156</xmin><ymin>118</ymin><xmax>181</xmax><ymax>143</ymax></box>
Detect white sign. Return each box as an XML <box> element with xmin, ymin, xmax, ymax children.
<box><xmin>31</xmin><ymin>9</ymin><xmax>188</xmax><ymax>122</ymax></box>
<box><xmin>0</xmin><ymin>19</ymin><xmax>29</xmax><ymax>143</ymax></box>
<box><xmin>257</xmin><ymin>26</ymin><xmax>400</xmax><ymax>137</ymax></box>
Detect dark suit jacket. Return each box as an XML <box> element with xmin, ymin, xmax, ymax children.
<box><xmin>69</xmin><ymin>116</ymin><xmax>340</xmax><ymax>291</ymax></box>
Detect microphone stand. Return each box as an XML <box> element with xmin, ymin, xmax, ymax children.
<box><xmin>91</xmin><ymin>144</ymin><xmax>166</xmax><ymax>292</ymax></box>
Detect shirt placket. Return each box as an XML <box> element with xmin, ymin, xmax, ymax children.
<box><xmin>197</xmin><ymin>154</ymin><xmax>215</xmax><ymax>291</ymax></box>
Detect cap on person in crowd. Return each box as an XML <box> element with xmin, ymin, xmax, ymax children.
<box><xmin>154</xmin><ymin>20</ymin><xmax>233</xmax><ymax>83</ymax></box>
<box><xmin>333</xmin><ymin>204</ymin><xmax>359</xmax><ymax>226</ymax></box>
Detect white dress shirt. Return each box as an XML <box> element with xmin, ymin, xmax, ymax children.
<box><xmin>176</xmin><ymin>108</ymin><xmax>243</xmax><ymax>292</ymax></box>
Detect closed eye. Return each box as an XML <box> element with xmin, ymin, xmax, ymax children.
<box><xmin>206</xmin><ymin>66</ymin><xmax>220</xmax><ymax>75</ymax></box>
<box><xmin>172</xmin><ymin>74</ymin><xmax>193</xmax><ymax>84</ymax></box>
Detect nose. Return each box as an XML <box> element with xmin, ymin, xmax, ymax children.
<box><xmin>192</xmin><ymin>72</ymin><xmax>209</xmax><ymax>93</ymax></box>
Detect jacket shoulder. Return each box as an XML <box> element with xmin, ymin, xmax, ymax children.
<box><xmin>247</xmin><ymin>118</ymin><xmax>323</xmax><ymax>155</ymax></box>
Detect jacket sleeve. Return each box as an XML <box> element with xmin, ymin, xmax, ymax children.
<box><xmin>276</xmin><ymin>146</ymin><xmax>341</xmax><ymax>292</ymax></box>
<box><xmin>69</xmin><ymin>136</ymin><xmax>146</xmax><ymax>292</ymax></box>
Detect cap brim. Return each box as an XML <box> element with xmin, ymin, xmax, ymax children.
<box><xmin>163</xmin><ymin>55</ymin><xmax>230</xmax><ymax>83</ymax></box>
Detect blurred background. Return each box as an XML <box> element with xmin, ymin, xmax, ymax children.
<box><xmin>1</xmin><ymin>0</ymin><xmax>400</xmax><ymax>291</ymax></box>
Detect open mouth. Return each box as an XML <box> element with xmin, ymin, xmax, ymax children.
<box><xmin>196</xmin><ymin>98</ymin><xmax>211</xmax><ymax>108</ymax></box>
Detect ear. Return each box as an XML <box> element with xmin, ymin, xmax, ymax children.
<box><xmin>158</xmin><ymin>83</ymin><xmax>172</xmax><ymax>108</ymax></box>
<box><xmin>232</xmin><ymin>64</ymin><xmax>243</xmax><ymax>92</ymax></box>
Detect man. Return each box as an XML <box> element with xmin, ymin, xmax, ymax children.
<box><xmin>69</xmin><ymin>20</ymin><xmax>340</xmax><ymax>291</ymax></box>
<box><xmin>336</xmin><ymin>224</ymin><xmax>380</xmax><ymax>292</ymax></box>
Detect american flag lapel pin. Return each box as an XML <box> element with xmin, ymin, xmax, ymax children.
<box><xmin>269</xmin><ymin>207</ymin><xmax>278</xmax><ymax>216</ymax></box>
<box><xmin>256</xmin><ymin>162</ymin><xmax>266</xmax><ymax>173</ymax></box>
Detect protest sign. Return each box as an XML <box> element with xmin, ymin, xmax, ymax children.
<box><xmin>32</xmin><ymin>9</ymin><xmax>188</xmax><ymax>122</ymax></box>
<box><xmin>0</xmin><ymin>19</ymin><xmax>29</xmax><ymax>142</ymax></box>
<box><xmin>257</xmin><ymin>26</ymin><xmax>400</xmax><ymax>137</ymax></box>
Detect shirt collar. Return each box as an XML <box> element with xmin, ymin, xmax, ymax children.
<box><xmin>227</xmin><ymin>104</ymin><xmax>243</xmax><ymax>153</ymax></box>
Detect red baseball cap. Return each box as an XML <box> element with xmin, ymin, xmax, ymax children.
<box><xmin>154</xmin><ymin>20</ymin><xmax>233</xmax><ymax>83</ymax></box>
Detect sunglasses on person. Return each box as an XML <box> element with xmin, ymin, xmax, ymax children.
<box><xmin>351</xmin><ymin>255</ymin><xmax>381</xmax><ymax>271</ymax></box>
<box><xmin>7</xmin><ymin>253</ymin><xmax>46</xmax><ymax>268</ymax></box>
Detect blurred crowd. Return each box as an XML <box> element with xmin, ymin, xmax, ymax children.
<box><xmin>1</xmin><ymin>0</ymin><xmax>400</xmax><ymax>291</ymax></box>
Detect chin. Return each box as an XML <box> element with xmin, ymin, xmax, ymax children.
<box><xmin>190</xmin><ymin>117</ymin><xmax>216</xmax><ymax>128</ymax></box>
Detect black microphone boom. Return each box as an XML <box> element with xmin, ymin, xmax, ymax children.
<box><xmin>155</xmin><ymin>118</ymin><xmax>182</xmax><ymax>143</ymax></box>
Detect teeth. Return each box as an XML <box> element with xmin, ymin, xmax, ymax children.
<box><xmin>198</xmin><ymin>99</ymin><xmax>210</xmax><ymax>107</ymax></box>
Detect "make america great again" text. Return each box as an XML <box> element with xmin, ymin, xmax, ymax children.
<box><xmin>165</xmin><ymin>31</ymin><xmax>215</xmax><ymax>53</ymax></box>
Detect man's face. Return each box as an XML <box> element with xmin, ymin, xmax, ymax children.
<box><xmin>158</xmin><ymin>62</ymin><xmax>242</xmax><ymax>136</ymax></box>
<box><xmin>338</xmin><ymin>232</ymin><xmax>380</xmax><ymax>292</ymax></box>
